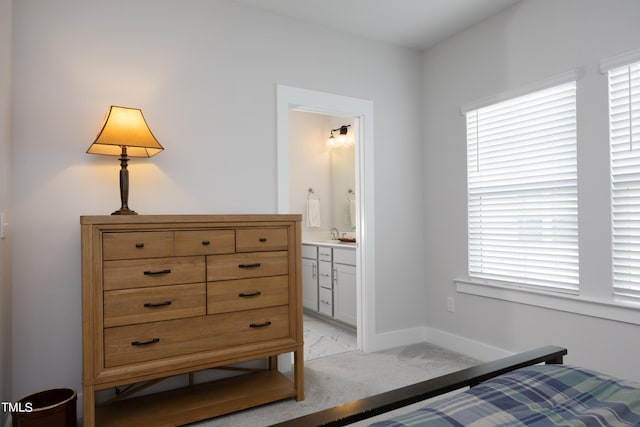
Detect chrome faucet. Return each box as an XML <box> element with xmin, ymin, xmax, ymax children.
<box><xmin>330</xmin><ymin>227</ymin><xmax>340</xmax><ymax>239</ymax></box>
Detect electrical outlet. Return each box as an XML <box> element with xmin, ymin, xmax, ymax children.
<box><xmin>447</xmin><ymin>297</ymin><xmax>455</xmax><ymax>313</ymax></box>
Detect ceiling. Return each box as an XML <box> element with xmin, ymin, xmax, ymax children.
<box><xmin>231</xmin><ymin>0</ymin><xmax>520</xmax><ymax>51</ymax></box>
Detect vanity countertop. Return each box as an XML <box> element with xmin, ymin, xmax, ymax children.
<box><xmin>303</xmin><ymin>240</ymin><xmax>357</xmax><ymax>249</ymax></box>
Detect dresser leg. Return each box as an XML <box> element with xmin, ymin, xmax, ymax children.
<box><xmin>83</xmin><ymin>385</ymin><xmax>95</xmax><ymax>427</ymax></box>
<box><xmin>269</xmin><ymin>355</ymin><xmax>279</xmax><ymax>371</ymax></box>
<box><xmin>294</xmin><ymin>347</ymin><xmax>305</xmax><ymax>401</ymax></box>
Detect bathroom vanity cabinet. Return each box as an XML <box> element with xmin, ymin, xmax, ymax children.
<box><xmin>301</xmin><ymin>243</ymin><xmax>356</xmax><ymax>327</ymax></box>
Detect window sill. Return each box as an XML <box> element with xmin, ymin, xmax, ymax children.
<box><xmin>455</xmin><ymin>278</ymin><xmax>640</xmax><ymax>326</ymax></box>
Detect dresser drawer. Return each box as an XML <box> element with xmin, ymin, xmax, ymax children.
<box><xmin>104</xmin><ymin>256</ymin><xmax>206</xmax><ymax>290</ymax></box>
<box><xmin>174</xmin><ymin>230</ymin><xmax>235</xmax><ymax>256</ymax></box>
<box><xmin>104</xmin><ymin>306</ymin><xmax>290</xmax><ymax>367</ymax></box>
<box><xmin>207</xmin><ymin>276</ymin><xmax>289</xmax><ymax>314</ymax></box>
<box><xmin>207</xmin><ymin>251</ymin><xmax>288</xmax><ymax>281</ymax></box>
<box><xmin>236</xmin><ymin>228</ymin><xmax>288</xmax><ymax>252</ymax></box>
<box><xmin>104</xmin><ymin>283</ymin><xmax>206</xmax><ymax>327</ymax></box>
<box><xmin>103</xmin><ymin>232</ymin><xmax>174</xmax><ymax>260</ymax></box>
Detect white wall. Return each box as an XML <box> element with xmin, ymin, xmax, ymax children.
<box><xmin>10</xmin><ymin>0</ymin><xmax>425</xmax><ymax>403</ymax></box>
<box><xmin>0</xmin><ymin>0</ymin><xmax>12</xmax><ymax>423</ymax></box>
<box><xmin>423</xmin><ymin>0</ymin><xmax>640</xmax><ymax>381</ymax></box>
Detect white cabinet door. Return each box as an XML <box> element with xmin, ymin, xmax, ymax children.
<box><xmin>302</xmin><ymin>257</ymin><xmax>318</xmax><ymax>311</ymax></box>
<box><xmin>334</xmin><ymin>263</ymin><xmax>357</xmax><ymax>326</ymax></box>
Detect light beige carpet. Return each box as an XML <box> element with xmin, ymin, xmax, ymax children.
<box><xmin>189</xmin><ymin>342</ymin><xmax>479</xmax><ymax>427</ymax></box>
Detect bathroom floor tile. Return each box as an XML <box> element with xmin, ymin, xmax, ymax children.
<box><xmin>303</xmin><ymin>314</ymin><xmax>357</xmax><ymax>360</ymax></box>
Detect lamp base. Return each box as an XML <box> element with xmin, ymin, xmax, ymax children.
<box><xmin>111</xmin><ymin>207</ymin><xmax>138</xmax><ymax>215</ymax></box>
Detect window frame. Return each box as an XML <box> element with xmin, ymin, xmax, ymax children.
<box><xmin>608</xmin><ymin>59</ymin><xmax>640</xmax><ymax>303</ymax></box>
<box><xmin>454</xmin><ymin>62</ymin><xmax>640</xmax><ymax>323</ymax></box>
<box><xmin>464</xmin><ymin>79</ymin><xmax>579</xmax><ymax>294</ymax></box>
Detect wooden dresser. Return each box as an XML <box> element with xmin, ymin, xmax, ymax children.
<box><xmin>80</xmin><ymin>215</ymin><xmax>304</xmax><ymax>427</ymax></box>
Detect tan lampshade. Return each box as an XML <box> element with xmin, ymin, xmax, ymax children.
<box><xmin>87</xmin><ymin>106</ymin><xmax>164</xmax><ymax>157</ymax></box>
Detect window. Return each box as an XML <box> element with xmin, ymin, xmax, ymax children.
<box><xmin>609</xmin><ymin>60</ymin><xmax>640</xmax><ymax>301</ymax></box>
<box><xmin>466</xmin><ymin>81</ymin><xmax>578</xmax><ymax>293</ymax></box>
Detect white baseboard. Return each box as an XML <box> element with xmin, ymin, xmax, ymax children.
<box><xmin>363</xmin><ymin>324</ymin><xmax>513</xmax><ymax>362</ymax></box>
<box><xmin>423</xmin><ymin>326</ymin><xmax>512</xmax><ymax>362</ymax></box>
<box><xmin>365</xmin><ymin>326</ymin><xmax>427</xmax><ymax>353</ymax></box>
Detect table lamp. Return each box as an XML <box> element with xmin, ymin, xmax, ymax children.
<box><xmin>87</xmin><ymin>106</ymin><xmax>164</xmax><ymax>215</ymax></box>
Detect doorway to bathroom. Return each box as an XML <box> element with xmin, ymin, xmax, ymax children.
<box><xmin>276</xmin><ymin>85</ymin><xmax>375</xmax><ymax>355</ymax></box>
<box><xmin>290</xmin><ymin>109</ymin><xmax>357</xmax><ymax>359</ymax></box>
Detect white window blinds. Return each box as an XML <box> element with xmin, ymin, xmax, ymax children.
<box><xmin>466</xmin><ymin>81</ymin><xmax>579</xmax><ymax>292</ymax></box>
<box><xmin>609</xmin><ymin>61</ymin><xmax>640</xmax><ymax>301</ymax></box>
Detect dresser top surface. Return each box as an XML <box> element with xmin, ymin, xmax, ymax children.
<box><xmin>80</xmin><ymin>214</ymin><xmax>302</xmax><ymax>225</ymax></box>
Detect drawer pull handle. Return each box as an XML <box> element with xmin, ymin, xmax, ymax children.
<box><xmin>259</xmin><ymin>238</ymin><xmax>267</xmax><ymax>242</ymax></box>
<box><xmin>238</xmin><ymin>263</ymin><xmax>261</xmax><ymax>269</ymax></box>
<box><xmin>131</xmin><ymin>338</ymin><xmax>160</xmax><ymax>346</ymax></box>
<box><xmin>144</xmin><ymin>301</ymin><xmax>172</xmax><ymax>308</ymax></box>
<box><xmin>239</xmin><ymin>291</ymin><xmax>262</xmax><ymax>298</ymax></box>
<box><xmin>135</xmin><ymin>243</ymin><xmax>145</xmax><ymax>248</ymax></box>
<box><xmin>143</xmin><ymin>269</ymin><xmax>172</xmax><ymax>275</ymax></box>
<box><xmin>249</xmin><ymin>321</ymin><xmax>272</xmax><ymax>328</ymax></box>
<box><xmin>202</xmin><ymin>240</ymin><xmax>210</xmax><ymax>246</ymax></box>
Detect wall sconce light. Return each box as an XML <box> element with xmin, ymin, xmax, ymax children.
<box><xmin>86</xmin><ymin>106</ymin><xmax>164</xmax><ymax>215</ymax></box>
<box><xmin>328</xmin><ymin>124</ymin><xmax>351</xmax><ymax>148</ymax></box>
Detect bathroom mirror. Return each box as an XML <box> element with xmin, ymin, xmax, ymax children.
<box><xmin>331</xmin><ymin>144</ymin><xmax>356</xmax><ymax>232</ymax></box>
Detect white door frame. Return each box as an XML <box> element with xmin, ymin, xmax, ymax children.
<box><xmin>276</xmin><ymin>85</ymin><xmax>375</xmax><ymax>352</ymax></box>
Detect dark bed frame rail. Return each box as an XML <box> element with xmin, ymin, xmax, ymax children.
<box><xmin>270</xmin><ymin>345</ymin><xmax>567</xmax><ymax>427</ymax></box>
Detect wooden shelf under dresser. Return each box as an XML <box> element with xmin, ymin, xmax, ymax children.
<box><xmin>80</xmin><ymin>214</ymin><xmax>304</xmax><ymax>427</ymax></box>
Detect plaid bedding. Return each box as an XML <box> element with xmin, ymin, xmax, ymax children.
<box><xmin>370</xmin><ymin>365</ymin><xmax>640</xmax><ymax>426</ymax></box>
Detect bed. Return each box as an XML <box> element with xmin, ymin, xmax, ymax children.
<box><xmin>271</xmin><ymin>346</ymin><xmax>640</xmax><ymax>427</ymax></box>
